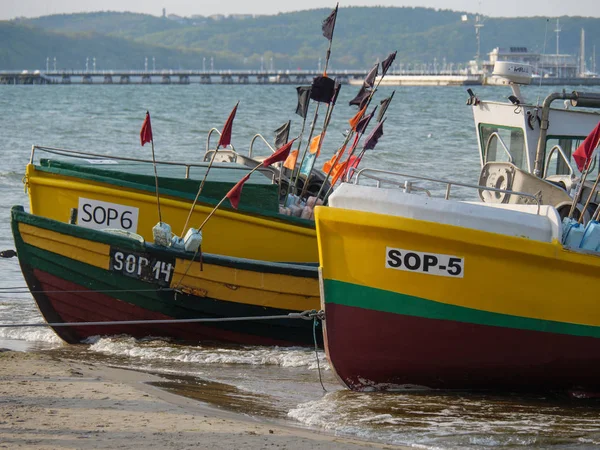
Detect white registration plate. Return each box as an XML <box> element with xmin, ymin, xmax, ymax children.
<box><xmin>386</xmin><ymin>247</ymin><xmax>464</xmax><ymax>278</ymax></box>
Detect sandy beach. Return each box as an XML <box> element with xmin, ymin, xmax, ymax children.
<box><xmin>0</xmin><ymin>350</ymin><xmax>402</xmax><ymax>450</ymax></box>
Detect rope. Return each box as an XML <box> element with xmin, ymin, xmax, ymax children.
<box><xmin>0</xmin><ymin>288</ymin><xmax>172</xmax><ymax>294</ymax></box>
<box><xmin>0</xmin><ymin>309</ymin><xmax>324</xmax><ymax>329</ymax></box>
<box><xmin>312</xmin><ymin>314</ymin><xmax>327</xmax><ymax>392</ymax></box>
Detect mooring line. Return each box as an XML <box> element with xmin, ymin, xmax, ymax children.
<box><xmin>313</xmin><ymin>314</ymin><xmax>327</xmax><ymax>392</ymax></box>
<box><xmin>0</xmin><ymin>287</ymin><xmax>173</xmax><ymax>295</ymax></box>
<box><xmin>0</xmin><ymin>309</ymin><xmax>324</xmax><ymax>328</ymax></box>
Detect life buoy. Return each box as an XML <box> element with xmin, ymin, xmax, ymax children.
<box><xmin>480</xmin><ymin>166</ymin><xmax>512</xmax><ymax>203</ymax></box>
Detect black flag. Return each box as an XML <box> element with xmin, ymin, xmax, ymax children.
<box><xmin>364</xmin><ymin>63</ymin><xmax>379</xmax><ymax>89</ymax></box>
<box><xmin>356</xmin><ymin>107</ymin><xmax>377</xmax><ymax>135</ymax></box>
<box><xmin>331</xmin><ymin>80</ymin><xmax>342</xmax><ymax>105</ymax></box>
<box><xmin>377</xmin><ymin>91</ymin><xmax>395</xmax><ymax>123</ymax></box>
<box><xmin>295</xmin><ymin>86</ymin><xmax>311</xmax><ymax>118</ymax></box>
<box><xmin>363</xmin><ymin>119</ymin><xmax>385</xmax><ymax>150</ymax></box>
<box><xmin>310</xmin><ymin>76</ymin><xmax>336</xmax><ymax>103</ymax></box>
<box><xmin>322</xmin><ymin>5</ymin><xmax>338</xmax><ymax>41</ymax></box>
<box><xmin>381</xmin><ymin>51</ymin><xmax>397</xmax><ymax>77</ymax></box>
<box><xmin>349</xmin><ymin>85</ymin><xmax>371</xmax><ymax>108</ymax></box>
<box><xmin>274</xmin><ymin>120</ymin><xmax>291</xmax><ymax>149</ymax></box>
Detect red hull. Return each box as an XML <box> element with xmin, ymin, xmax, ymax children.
<box><xmin>32</xmin><ymin>269</ymin><xmax>300</xmax><ymax>346</ymax></box>
<box><xmin>324</xmin><ymin>304</ymin><xmax>600</xmax><ymax>391</ymax></box>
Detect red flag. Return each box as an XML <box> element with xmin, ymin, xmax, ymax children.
<box><xmin>217</xmin><ymin>102</ymin><xmax>239</xmax><ymax>148</ymax></box>
<box><xmin>225</xmin><ymin>173</ymin><xmax>251</xmax><ymax>209</ymax></box>
<box><xmin>262</xmin><ymin>139</ymin><xmax>296</xmax><ymax>167</ymax></box>
<box><xmin>573</xmin><ymin>121</ymin><xmax>600</xmax><ymax>171</ymax></box>
<box><xmin>339</xmin><ymin>155</ymin><xmax>360</xmax><ymax>182</ymax></box>
<box><xmin>140</xmin><ymin>111</ymin><xmax>153</xmax><ymax>146</ymax></box>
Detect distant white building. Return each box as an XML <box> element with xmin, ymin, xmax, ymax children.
<box><xmin>229</xmin><ymin>14</ymin><xmax>253</xmax><ymax>20</ymax></box>
<box><xmin>483</xmin><ymin>47</ymin><xmax>578</xmax><ymax>78</ymax></box>
<box><xmin>167</xmin><ymin>14</ymin><xmax>186</xmax><ymax>24</ymax></box>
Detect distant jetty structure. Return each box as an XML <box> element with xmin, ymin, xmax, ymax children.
<box><xmin>0</xmin><ymin>69</ymin><xmax>364</xmax><ymax>85</ymax></box>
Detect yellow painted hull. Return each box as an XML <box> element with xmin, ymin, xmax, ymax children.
<box><xmin>19</xmin><ymin>222</ymin><xmax>320</xmax><ymax>312</ymax></box>
<box><xmin>13</xmin><ymin>206</ymin><xmax>320</xmax><ymax>346</ymax></box>
<box><xmin>316</xmin><ymin>204</ymin><xmax>600</xmax><ymax>390</ymax></box>
<box><xmin>317</xmin><ymin>205</ymin><xmax>600</xmax><ymax>327</ymax></box>
<box><xmin>26</xmin><ymin>164</ymin><xmax>317</xmax><ymax>262</ymax></box>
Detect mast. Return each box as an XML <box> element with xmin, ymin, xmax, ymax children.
<box><xmin>580</xmin><ymin>28</ymin><xmax>586</xmax><ymax>77</ymax></box>
<box><xmin>555</xmin><ymin>18</ymin><xmax>561</xmax><ymax>56</ymax></box>
<box><xmin>555</xmin><ymin>18</ymin><xmax>561</xmax><ymax>77</ymax></box>
<box><xmin>474</xmin><ymin>13</ymin><xmax>484</xmax><ymax>71</ymax></box>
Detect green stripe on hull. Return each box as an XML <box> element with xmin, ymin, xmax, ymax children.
<box><xmin>323</xmin><ymin>278</ymin><xmax>600</xmax><ymax>339</ymax></box>
<box><xmin>20</xmin><ymin>241</ymin><xmax>183</xmax><ymax>317</ymax></box>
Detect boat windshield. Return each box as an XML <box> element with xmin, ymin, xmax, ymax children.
<box><xmin>479</xmin><ymin>125</ymin><xmax>527</xmax><ymax>171</ymax></box>
<box><xmin>544</xmin><ymin>136</ymin><xmax>597</xmax><ymax>177</ymax></box>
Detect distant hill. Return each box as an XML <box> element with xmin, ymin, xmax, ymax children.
<box><xmin>2</xmin><ymin>7</ymin><xmax>599</xmax><ymax>71</ymax></box>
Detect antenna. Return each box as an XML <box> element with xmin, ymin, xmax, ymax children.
<box><xmin>580</xmin><ymin>28</ymin><xmax>586</xmax><ymax>77</ymax></box>
<box><xmin>475</xmin><ymin>20</ymin><xmax>484</xmax><ymax>69</ymax></box>
<box><xmin>555</xmin><ymin>18</ymin><xmax>561</xmax><ymax>56</ymax></box>
<box><xmin>473</xmin><ymin>1</ymin><xmax>485</xmax><ymax>71</ymax></box>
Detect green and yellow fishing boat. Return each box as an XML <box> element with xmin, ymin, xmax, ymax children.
<box><xmin>25</xmin><ymin>146</ymin><xmax>319</xmax><ymax>263</ymax></box>
<box><xmin>11</xmin><ymin>205</ymin><xmax>321</xmax><ymax>346</ymax></box>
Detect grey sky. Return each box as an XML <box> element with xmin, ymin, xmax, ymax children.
<box><xmin>2</xmin><ymin>0</ymin><xmax>600</xmax><ymax>20</ymax></box>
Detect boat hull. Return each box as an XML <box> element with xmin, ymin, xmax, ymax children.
<box><xmin>316</xmin><ymin>204</ymin><xmax>600</xmax><ymax>391</ymax></box>
<box><xmin>26</xmin><ymin>163</ymin><xmax>317</xmax><ymax>263</ymax></box>
<box><xmin>12</xmin><ymin>206</ymin><xmax>321</xmax><ymax>346</ymax></box>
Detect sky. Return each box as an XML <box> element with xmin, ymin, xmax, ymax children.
<box><xmin>2</xmin><ymin>0</ymin><xmax>600</xmax><ymax>20</ymax></box>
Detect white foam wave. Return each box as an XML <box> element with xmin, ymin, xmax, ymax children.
<box><xmin>88</xmin><ymin>336</ymin><xmax>330</xmax><ymax>369</ymax></box>
<box><xmin>0</xmin><ymin>326</ymin><xmax>62</xmax><ymax>346</ymax></box>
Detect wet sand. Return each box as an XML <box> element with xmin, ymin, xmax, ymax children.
<box><xmin>0</xmin><ymin>350</ymin><xmax>402</xmax><ymax>449</ymax></box>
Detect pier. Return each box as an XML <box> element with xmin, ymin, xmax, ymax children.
<box><xmin>0</xmin><ymin>69</ymin><xmax>365</xmax><ymax>85</ymax></box>
<box><xmin>2</xmin><ymin>69</ymin><xmax>600</xmax><ymax>87</ymax></box>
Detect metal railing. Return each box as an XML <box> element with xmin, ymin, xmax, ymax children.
<box><xmin>29</xmin><ymin>145</ymin><xmax>275</xmax><ymax>180</ymax></box>
<box><xmin>484</xmin><ymin>131</ymin><xmax>514</xmax><ymax>165</ymax></box>
<box><xmin>351</xmin><ymin>167</ymin><xmax>541</xmax><ymax>214</ymax></box>
<box><xmin>543</xmin><ymin>144</ymin><xmax>575</xmax><ymax>179</ymax></box>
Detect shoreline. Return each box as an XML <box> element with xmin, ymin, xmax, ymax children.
<box><xmin>0</xmin><ymin>350</ymin><xmax>403</xmax><ymax>449</ymax></box>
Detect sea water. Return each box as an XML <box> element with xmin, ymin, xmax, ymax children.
<box><xmin>1</xmin><ymin>83</ymin><xmax>600</xmax><ymax>449</ymax></box>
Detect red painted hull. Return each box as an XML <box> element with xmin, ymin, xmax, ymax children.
<box><xmin>324</xmin><ymin>303</ymin><xmax>600</xmax><ymax>391</ymax></box>
<box><xmin>31</xmin><ymin>269</ymin><xmax>303</xmax><ymax>346</ymax></box>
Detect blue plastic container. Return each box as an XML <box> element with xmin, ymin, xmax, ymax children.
<box><xmin>580</xmin><ymin>221</ymin><xmax>600</xmax><ymax>252</ymax></box>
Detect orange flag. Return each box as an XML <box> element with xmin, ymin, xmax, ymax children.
<box><xmin>226</xmin><ymin>173</ymin><xmax>251</xmax><ymax>209</ymax></box>
<box><xmin>322</xmin><ymin>144</ymin><xmax>346</xmax><ymax>174</ymax></box>
<box><xmin>284</xmin><ymin>149</ymin><xmax>299</xmax><ymax>170</ymax></box>
<box><xmin>309</xmin><ymin>134</ymin><xmax>322</xmax><ymax>156</ymax></box>
<box><xmin>348</xmin><ymin>105</ymin><xmax>367</xmax><ymax>131</ymax></box>
<box><xmin>330</xmin><ymin>160</ymin><xmax>348</xmax><ymax>185</ymax></box>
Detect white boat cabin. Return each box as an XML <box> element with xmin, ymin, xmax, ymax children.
<box><xmin>470</xmin><ymin>61</ymin><xmax>600</xmax><ymax>219</ymax></box>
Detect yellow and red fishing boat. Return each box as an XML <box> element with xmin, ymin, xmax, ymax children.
<box><xmin>25</xmin><ymin>146</ymin><xmax>318</xmax><ymax>263</ymax></box>
<box><xmin>316</xmin><ymin>168</ymin><xmax>600</xmax><ymax>392</ymax></box>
